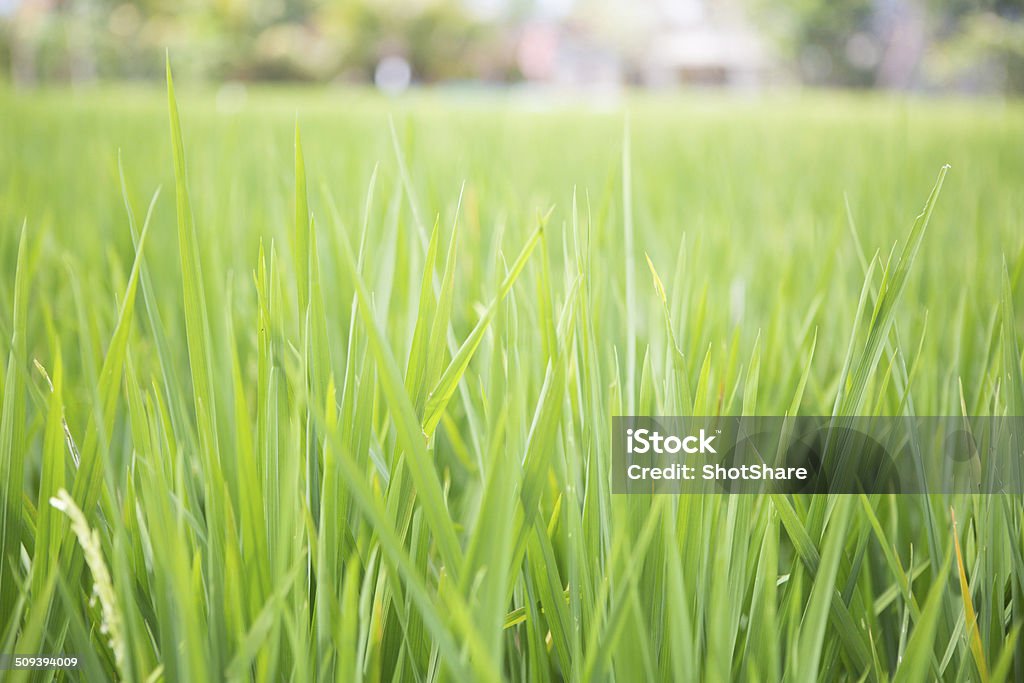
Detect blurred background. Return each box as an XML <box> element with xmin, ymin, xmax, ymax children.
<box><xmin>0</xmin><ymin>0</ymin><xmax>1021</xmax><ymax>95</ymax></box>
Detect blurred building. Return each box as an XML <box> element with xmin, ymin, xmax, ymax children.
<box><xmin>641</xmin><ymin>15</ymin><xmax>769</xmax><ymax>87</ymax></box>
<box><xmin>513</xmin><ymin>0</ymin><xmax>771</xmax><ymax>88</ymax></box>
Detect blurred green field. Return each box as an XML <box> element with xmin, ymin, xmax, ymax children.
<box><xmin>1</xmin><ymin>80</ymin><xmax>1024</xmax><ymax>681</ymax></box>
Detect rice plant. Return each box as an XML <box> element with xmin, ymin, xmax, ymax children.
<box><xmin>1</xmin><ymin>66</ymin><xmax>1023</xmax><ymax>681</ymax></box>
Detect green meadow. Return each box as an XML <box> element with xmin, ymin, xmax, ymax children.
<box><xmin>1</xmin><ymin>74</ymin><xmax>1023</xmax><ymax>681</ymax></box>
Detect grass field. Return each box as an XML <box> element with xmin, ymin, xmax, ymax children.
<box><xmin>1</xmin><ymin>72</ymin><xmax>1024</xmax><ymax>681</ymax></box>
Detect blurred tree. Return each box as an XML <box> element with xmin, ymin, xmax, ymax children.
<box><xmin>924</xmin><ymin>0</ymin><xmax>1024</xmax><ymax>92</ymax></box>
<box><xmin>747</xmin><ymin>0</ymin><xmax>1023</xmax><ymax>93</ymax></box>
<box><xmin>319</xmin><ymin>0</ymin><xmax>503</xmax><ymax>83</ymax></box>
<box><xmin>1</xmin><ymin>0</ymin><xmax>506</xmax><ymax>84</ymax></box>
<box><xmin>746</xmin><ymin>0</ymin><xmax>877</xmax><ymax>86</ymax></box>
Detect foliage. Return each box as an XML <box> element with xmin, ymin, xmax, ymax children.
<box><xmin>0</xmin><ymin>0</ymin><xmax>499</xmax><ymax>84</ymax></box>
<box><xmin>927</xmin><ymin>9</ymin><xmax>1024</xmax><ymax>93</ymax></box>
<box><xmin>1</xmin><ymin>75</ymin><xmax>1024</xmax><ymax>680</ymax></box>
<box><xmin>749</xmin><ymin>0</ymin><xmax>1024</xmax><ymax>92</ymax></box>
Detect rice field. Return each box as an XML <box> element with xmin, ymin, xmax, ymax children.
<box><xmin>1</xmin><ymin>70</ymin><xmax>1023</xmax><ymax>681</ymax></box>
